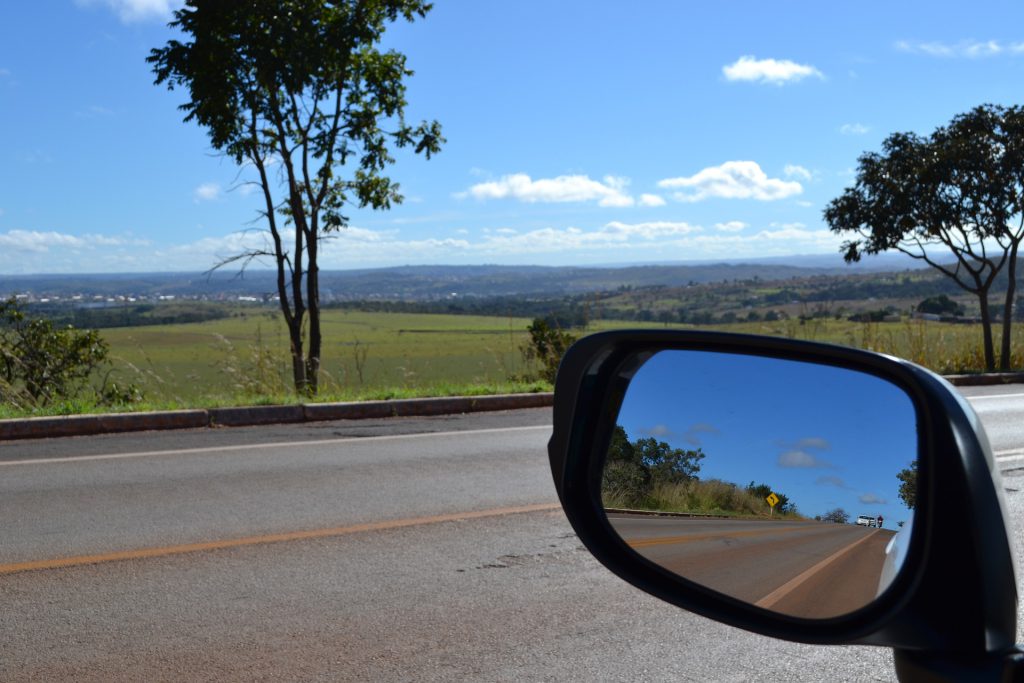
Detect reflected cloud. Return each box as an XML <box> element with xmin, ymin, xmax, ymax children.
<box><xmin>778</xmin><ymin>450</ymin><xmax>833</xmax><ymax>468</ymax></box>
<box><xmin>859</xmin><ymin>493</ymin><xmax>888</xmax><ymax>505</ymax></box>
<box><xmin>684</xmin><ymin>422</ymin><xmax>720</xmax><ymax>446</ymax></box>
<box><xmin>640</xmin><ymin>424</ymin><xmax>677</xmax><ymax>439</ymax></box>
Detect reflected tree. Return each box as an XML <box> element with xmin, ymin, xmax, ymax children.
<box><xmin>897</xmin><ymin>461</ymin><xmax>917</xmax><ymax>509</ymax></box>
<box><xmin>746</xmin><ymin>482</ymin><xmax>793</xmax><ymax>514</ymax></box>
<box><xmin>821</xmin><ymin>507</ymin><xmax>850</xmax><ymax>524</ymax></box>
<box><xmin>603</xmin><ymin>425</ymin><xmax>704</xmax><ymax>506</ymax></box>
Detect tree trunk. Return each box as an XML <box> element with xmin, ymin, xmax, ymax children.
<box><xmin>1000</xmin><ymin>241</ymin><xmax>1020</xmax><ymax>371</ymax></box>
<box><xmin>978</xmin><ymin>292</ymin><xmax>996</xmax><ymax>372</ymax></box>
<box><xmin>306</xmin><ymin>260</ymin><xmax>322</xmax><ymax>395</ymax></box>
<box><xmin>287</xmin><ymin>315</ymin><xmax>307</xmax><ymax>394</ymax></box>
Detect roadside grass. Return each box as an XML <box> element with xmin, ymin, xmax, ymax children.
<box><xmin>603</xmin><ymin>478</ymin><xmax>805</xmax><ymax>520</ymax></box>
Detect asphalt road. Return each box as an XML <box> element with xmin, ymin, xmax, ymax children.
<box><xmin>1</xmin><ymin>386</ymin><xmax>1023</xmax><ymax>681</ymax></box>
<box><xmin>608</xmin><ymin>515</ymin><xmax>894</xmax><ymax>619</ymax></box>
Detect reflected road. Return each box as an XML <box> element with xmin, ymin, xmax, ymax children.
<box><xmin>608</xmin><ymin>513</ymin><xmax>895</xmax><ymax>618</ymax></box>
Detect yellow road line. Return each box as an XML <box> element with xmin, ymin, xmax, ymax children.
<box><xmin>624</xmin><ymin>524</ymin><xmax>814</xmax><ymax>549</ymax></box>
<box><xmin>0</xmin><ymin>503</ymin><xmax>561</xmax><ymax>576</ymax></box>
<box><xmin>754</xmin><ymin>529</ymin><xmax>878</xmax><ymax>609</ymax></box>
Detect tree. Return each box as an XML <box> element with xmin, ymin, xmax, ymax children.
<box><xmin>821</xmin><ymin>507</ymin><xmax>850</xmax><ymax>524</ymax></box>
<box><xmin>602</xmin><ymin>426</ymin><xmax>705</xmax><ymax>506</ymax></box>
<box><xmin>824</xmin><ymin>104</ymin><xmax>1024</xmax><ymax>371</ymax></box>
<box><xmin>746</xmin><ymin>481</ymin><xmax>792</xmax><ymax>514</ymax></box>
<box><xmin>917</xmin><ymin>294</ymin><xmax>964</xmax><ymax>317</ymax></box>
<box><xmin>633</xmin><ymin>437</ymin><xmax>704</xmax><ymax>485</ymax></box>
<box><xmin>0</xmin><ymin>298</ymin><xmax>109</xmax><ymax>407</ymax></box>
<box><xmin>519</xmin><ymin>318</ymin><xmax>577</xmax><ymax>383</ymax></box>
<box><xmin>149</xmin><ymin>1</ymin><xmax>443</xmax><ymax>395</ymax></box>
<box><xmin>897</xmin><ymin>460</ymin><xmax>917</xmax><ymax>510</ymax></box>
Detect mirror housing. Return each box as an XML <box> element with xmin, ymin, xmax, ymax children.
<box><xmin>548</xmin><ymin>330</ymin><xmax>1016</xmax><ymax>660</ymax></box>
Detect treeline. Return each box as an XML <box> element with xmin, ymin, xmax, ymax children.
<box><xmin>25</xmin><ymin>303</ymin><xmax>234</xmax><ymax>329</ymax></box>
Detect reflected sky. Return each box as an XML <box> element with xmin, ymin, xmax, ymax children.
<box><xmin>615</xmin><ymin>350</ymin><xmax>917</xmax><ymax>523</ymax></box>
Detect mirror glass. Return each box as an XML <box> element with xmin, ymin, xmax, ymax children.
<box><xmin>602</xmin><ymin>350</ymin><xmax>918</xmax><ymax>619</ymax></box>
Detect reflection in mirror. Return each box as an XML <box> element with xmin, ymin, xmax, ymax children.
<box><xmin>602</xmin><ymin>350</ymin><xmax>918</xmax><ymax>620</ymax></box>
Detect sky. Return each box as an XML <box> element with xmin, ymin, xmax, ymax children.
<box><xmin>3</xmin><ymin>1</ymin><xmax>1024</xmax><ymax>274</ymax></box>
<box><xmin>614</xmin><ymin>350</ymin><xmax>917</xmax><ymax>523</ymax></box>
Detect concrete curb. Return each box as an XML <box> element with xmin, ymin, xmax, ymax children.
<box><xmin>0</xmin><ymin>393</ymin><xmax>555</xmax><ymax>442</ymax></box>
<box><xmin>944</xmin><ymin>372</ymin><xmax>1024</xmax><ymax>386</ymax></box>
<box><xmin>0</xmin><ymin>409</ymin><xmax>209</xmax><ymax>440</ymax></box>
<box><xmin>209</xmin><ymin>405</ymin><xmax>306</xmax><ymax>427</ymax></box>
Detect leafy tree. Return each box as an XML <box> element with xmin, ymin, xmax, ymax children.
<box><xmin>0</xmin><ymin>298</ymin><xmax>109</xmax><ymax>407</ymax></box>
<box><xmin>917</xmin><ymin>294</ymin><xmax>964</xmax><ymax>317</ymax></box>
<box><xmin>602</xmin><ymin>425</ymin><xmax>704</xmax><ymax>506</ymax></box>
<box><xmin>634</xmin><ymin>437</ymin><xmax>704</xmax><ymax>485</ymax></box>
<box><xmin>897</xmin><ymin>460</ymin><xmax>917</xmax><ymax>510</ymax></box>
<box><xmin>603</xmin><ymin>426</ymin><xmax>650</xmax><ymax>505</ymax></box>
<box><xmin>821</xmin><ymin>507</ymin><xmax>850</xmax><ymax>524</ymax></box>
<box><xmin>824</xmin><ymin>104</ymin><xmax>1024</xmax><ymax>371</ymax></box>
<box><xmin>746</xmin><ymin>481</ymin><xmax>791</xmax><ymax>513</ymax></box>
<box><xmin>519</xmin><ymin>318</ymin><xmax>577</xmax><ymax>383</ymax></box>
<box><xmin>149</xmin><ymin>1</ymin><xmax>443</xmax><ymax>395</ymax></box>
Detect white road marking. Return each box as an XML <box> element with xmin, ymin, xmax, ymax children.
<box><xmin>0</xmin><ymin>425</ymin><xmax>552</xmax><ymax>467</ymax></box>
<box><xmin>966</xmin><ymin>393</ymin><xmax>1024</xmax><ymax>401</ymax></box>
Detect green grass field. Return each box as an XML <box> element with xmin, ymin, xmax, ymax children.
<box><xmin>102</xmin><ymin>311</ymin><xmax>1024</xmax><ymax>401</ymax></box>
<box><xmin>3</xmin><ymin>308</ymin><xmax>1020</xmax><ymax>418</ymax></box>
<box><xmin>98</xmin><ymin>309</ymin><xmax>545</xmax><ymax>405</ymax></box>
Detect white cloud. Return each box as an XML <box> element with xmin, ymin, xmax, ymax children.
<box><xmin>643</xmin><ymin>424</ymin><xmax>676</xmax><ymax>438</ymax></box>
<box><xmin>460</xmin><ymin>173</ymin><xmax>635</xmax><ymax>207</ymax></box>
<box><xmin>75</xmin><ymin>0</ymin><xmax>181</xmax><ymax>23</ymax></box>
<box><xmin>784</xmin><ymin>164</ymin><xmax>813</xmax><ymax>181</ymax></box>
<box><xmin>714</xmin><ymin>221</ymin><xmax>748</xmax><ymax>232</ymax></box>
<box><xmin>722</xmin><ymin>56</ymin><xmax>824</xmax><ymax>85</ymax></box>
<box><xmin>896</xmin><ymin>39</ymin><xmax>1024</xmax><ymax>58</ymax></box>
<box><xmin>840</xmin><ymin>123</ymin><xmax>870</xmax><ymax>135</ymax></box>
<box><xmin>194</xmin><ymin>183</ymin><xmax>222</xmax><ymax>202</ymax></box>
<box><xmin>0</xmin><ymin>230</ymin><xmax>149</xmax><ymax>254</ymax></box>
<box><xmin>778</xmin><ymin>450</ymin><xmax>831</xmax><ymax>468</ymax></box>
<box><xmin>658</xmin><ymin>161</ymin><xmax>803</xmax><ymax>202</ymax></box>
<box><xmin>638</xmin><ymin>193</ymin><xmax>667</xmax><ymax>207</ymax></box>
<box><xmin>859</xmin><ymin>493</ymin><xmax>888</xmax><ymax>505</ymax></box>
<box><xmin>796</xmin><ymin>437</ymin><xmax>830</xmax><ymax>450</ymax></box>
<box><xmin>683</xmin><ymin>422</ymin><xmax>720</xmax><ymax>446</ymax></box>
<box><xmin>796</xmin><ymin>200</ymin><xmax>814</xmax><ymax>208</ymax></box>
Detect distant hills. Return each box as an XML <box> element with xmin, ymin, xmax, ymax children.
<box><xmin>1</xmin><ymin>255</ymin><xmax>927</xmax><ymax>303</ymax></box>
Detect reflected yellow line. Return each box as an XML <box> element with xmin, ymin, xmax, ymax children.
<box><xmin>0</xmin><ymin>503</ymin><xmax>561</xmax><ymax>576</ymax></box>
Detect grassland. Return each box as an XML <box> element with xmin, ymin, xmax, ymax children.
<box><xmin>2</xmin><ymin>307</ymin><xmax>1021</xmax><ymax>419</ymax></box>
<box><xmin>103</xmin><ymin>310</ymin><xmax>1024</xmax><ymax>400</ymax></box>
<box><xmin>94</xmin><ymin>309</ymin><xmax>545</xmax><ymax>406</ymax></box>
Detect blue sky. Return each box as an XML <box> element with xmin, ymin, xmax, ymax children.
<box><xmin>3</xmin><ymin>1</ymin><xmax>1024</xmax><ymax>274</ymax></box>
<box><xmin>615</xmin><ymin>351</ymin><xmax>917</xmax><ymax>523</ymax></box>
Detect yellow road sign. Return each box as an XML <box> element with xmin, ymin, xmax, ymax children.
<box><xmin>766</xmin><ymin>493</ymin><xmax>780</xmax><ymax>508</ymax></box>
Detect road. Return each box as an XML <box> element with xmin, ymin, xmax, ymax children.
<box><xmin>0</xmin><ymin>385</ymin><xmax>1023</xmax><ymax>681</ymax></box>
<box><xmin>608</xmin><ymin>515</ymin><xmax>894</xmax><ymax>618</ymax></box>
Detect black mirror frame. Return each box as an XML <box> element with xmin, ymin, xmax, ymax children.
<box><xmin>548</xmin><ymin>330</ymin><xmax>1017</xmax><ymax>660</ymax></box>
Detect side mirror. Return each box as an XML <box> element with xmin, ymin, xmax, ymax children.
<box><xmin>548</xmin><ymin>331</ymin><xmax>1020</xmax><ymax>679</ymax></box>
